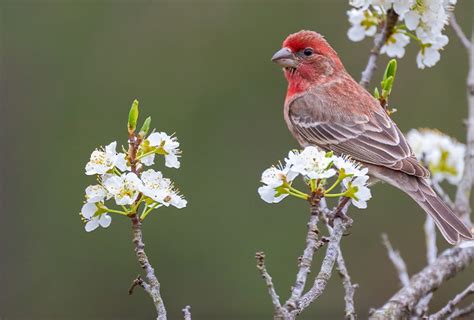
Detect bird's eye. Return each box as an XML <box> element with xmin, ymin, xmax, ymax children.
<box><xmin>303</xmin><ymin>48</ymin><xmax>313</xmax><ymax>56</ymax></box>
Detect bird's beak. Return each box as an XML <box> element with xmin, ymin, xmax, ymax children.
<box><xmin>271</xmin><ymin>47</ymin><xmax>297</xmax><ymax>68</ymax></box>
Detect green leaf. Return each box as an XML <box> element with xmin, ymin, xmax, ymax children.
<box><xmin>139</xmin><ymin>116</ymin><xmax>152</xmax><ymax>137</ymax></box>
<box><xmin>128</xmin><ymin>99</ymin><xmax>139</xmax><ymax>132</ymax></box>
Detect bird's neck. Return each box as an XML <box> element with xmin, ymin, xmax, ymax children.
<box><xmin>284</xmin><ymin>68</ymin><xmax>342</xmax><ymax>100</ymax></box>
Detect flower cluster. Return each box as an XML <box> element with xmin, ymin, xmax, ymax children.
<box><xmin>347</xmin><ymin>0</ymin><xmax>456</xmax><ymax>68</ymax></box>
<box><xmin>80</xmin><ymin>101</ymin><xmax>187</xmax><ymax>232</ymax></box>
<box><xmin>407</xmin><ymin>129</ymin><xmax>465</xmax><ymax>184</ymax></box>
<box><xmin>258</xmin><ymin>147</ymin><xmax>372</xmax><ymax>209</ymax></box>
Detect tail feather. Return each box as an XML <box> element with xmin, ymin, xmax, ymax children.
<box><xmin>368</xmin><ymin>164</ymin><xmax>473</xmax><ymax>245</ymax></box>
<box><xmin>415</xmin><ymin>179</ymin><xmax>473</xmax><ymax>244</ymax></box>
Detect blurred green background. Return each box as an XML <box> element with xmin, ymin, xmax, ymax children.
<box><xmin>1</xmin><ymin>1</ymin><xmax>473</xmax><ymax>319</ymax></box>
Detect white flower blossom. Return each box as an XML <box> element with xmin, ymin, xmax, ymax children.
<box><xmin>381</xmin><ymin>32</ymin><xmax>410</xmax><ymax>58</ymax></box>
<box><xmin>407</xmin><ymin>129</ymin><xmax>465</xmax><ymax>184</ymax></box>
<box><xmin>147</xmin><ymin>132</ymin><xmax>181</xmax><ymax>169</ymax></box>
<box><xmin>81</xmin><ymin>203</ymin><xmax>111</xmax><ymax>232</ymax></box>
<box><xmin>286</xmin><ymin>147</ymin><xmax>336</xmax><ymax>180</ymax></box>
<box><xmin>347</xmin><ymin>0</ymin><xmax>455</xmax><ymax>68</ymax></box>
<box><xmin>258</xmin><ymin>163</ymin><xmax>297</xmax><ymax>203</ymax></box>
<box><xmin>85</xmin><ymin>185</ymin><xmax>108</xmax><ymax>203</ymax></box>
<box><xmin>347</xmin><ymin>8</ymin><xmax>378</xmax><ymax>42</ymax></box>
<box><xmin>416</xmin><ymin>34</ymin><xmax>448</xmax><ymax>69</ymax></box>
<box><xmin>103</xmin><ymin>172</ymin><xmax>143</xmax><ymax>205</ymax></box>
<box><xmin>85</xmin><ymin>141</ymin><xmax>119</xmax><ymax>175</ymax></box>
<box><xmin>141</xmin><ymin>169</ymin><xmax>187</xmax><ymax>208</ymax></box>
<box><xmin>344</xmin><ymin>175</ymin><xmax>372</xmax><ymax>209</ymax></box>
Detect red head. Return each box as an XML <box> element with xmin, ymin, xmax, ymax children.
<box><xmin>272</xmin><ymin>30</ymin><xmax>345</xmax><ymax>95</ymax></box>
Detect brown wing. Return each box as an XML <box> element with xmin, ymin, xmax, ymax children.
<box><xmin>288</xmin><ymin>91</ymin><xmax>429</xmax><ymax>178</ymax></box>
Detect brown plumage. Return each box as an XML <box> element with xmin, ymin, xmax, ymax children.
<box><xmin>272</xmin><ymin>30</ymin><xmax>473</xmax><ymax>244</ymax></box>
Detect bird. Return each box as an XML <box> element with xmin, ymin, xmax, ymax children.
<box><xmin>271</xmin><ymin>30</ymin><xmax>473</xmax><ymax>244</ymax></box>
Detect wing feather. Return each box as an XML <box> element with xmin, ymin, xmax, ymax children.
<box><xmin>288</xmin><ymin>90</ymin><xmax>429</xmax><ymax>178</ymax></box>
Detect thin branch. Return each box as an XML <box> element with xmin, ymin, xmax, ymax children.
<box><xmin>127</xmin><ymin>133</ymin><xmax>167</xmax><ymax>320</ymax></box>
<box><xmin>359</xmin><ymin>9</ymin><xmax>399</xmax><ymax>89</ymax></box>
<box><xmin>453</xmin><ymin>19</ymin><xmax>474</xmax><ymax>226</ymax></box>
<box><xmin>429</xmin><ymin>284</ymin><xmax>474</xmax><ymax>320</ymax></box>
<box><xmin>182</xmin><ymin>305</ymin><xmax>192</xmax><ymax>320</ymax></box>
<box><xmin>381</xmin><ymin>234</ymin><xmax>410</xmax><ymax>286</ymax></box>
<box><xmin>450</xmin><ymin>13</ymin><xmax>471</xmax><ymax>52</ymax></box>
<box><xmin>129</xmin><ymin>275</ymin><xmax>149</xmax><ymax>295</ymax></box>
<box><xmin>370</xmin><ymin>247</ymin><xmax>474</xmax><ymax>319</ymax></box>
<box><xmin>448</xmin><ymin>301</ymin><xmax>474</xmax><ymax>320</ymax></box>
<box><xmin>255</xmin><ymin>251</ymin><xmax>282</xmax><ymax>311</ymax></box>
<box><xmin>412</xmin><ymin>216</ymin><xmax>438</xmax><ymax>317</ymax></box>
<box><xmin>336</xmin><ymin>248</ymin><xmax>358</xmax><ymax>320</ymax></box>
<box><xmin>285</xmin><ymin>197</ymin><xmax>326</xmax><ymax>309</ymax></box>
<box><xmin>290</xmin><ymin>217</ymin><xmax>350</xmax><ymax>316</ymax></box>
<box><xmin>131</xmin><ymin>214</ymin><xmax>167</xmax><ymax>320</ymax></box>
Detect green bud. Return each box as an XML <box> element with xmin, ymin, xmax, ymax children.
<box><xmin>139</xmin><ymin>116</ymin><xmax>152</xmax><ymax>138</ymax></box>
<box><xmin>383</xmin><ymin>59</ymin><xmax>397</xmax><ymax>81</ymax></box>
<box><xmin>128</xmin><ymin>99</ymin><xmax>139</xmax><ymax>132</ymax></box>
<box><xmin>374</xmin><ymin>87</ymin><xmax>380</xmax><ymax>99</ymax></box>
<box><xmin>382</xmin><ymin>76</ymin><xmax>394</xmax><ymax>97</ymax></box>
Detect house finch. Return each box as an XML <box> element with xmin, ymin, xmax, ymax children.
<box><xmin>271</xmin><ymin>30</ymin><xmax>473</xmax><ymax>244</ymax></box>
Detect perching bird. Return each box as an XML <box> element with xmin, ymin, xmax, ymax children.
<box><xmin>271</xmin><ymin>30</ymin><xmax>473</xmax><ymax>244</ymax></box>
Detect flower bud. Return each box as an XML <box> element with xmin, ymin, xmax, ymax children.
<box><xmin>128</xmin><ymin>99</ymin><xmax>139</xmax><ymax>133</ymax></box>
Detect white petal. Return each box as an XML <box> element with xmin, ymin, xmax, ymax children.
<box><xmin>405</xmin><ymin>11</ymin><xmax>420</xmax><ymax>30</ymax></box>
<box><xmin>258</xmin><ymin>186</ymin><xmax>278</xmax><ymax>203</ymax></box>
<box><xmin>81</xmin><ymin>203</ymin><xmax>97</xmax><ymax>219</ymax></box>
<box><xmin>141</xmin><ymin>154</ymin><xmax>155</xmax><ymax>166</ymax></box>
<box><xmin>99</xmin><ymin>214</ymin><xmax>112</xmax><ymax>228</ymax></box>
<box><xmin>348</xmin><ymin>26</ymin><xmax>366</xmax><ymax>42</ymax></box>
<box><xmin>165</xmin><ymin>154</ymin><xmax>180</xmax><ymax>169</ymax></box>
<box><xmin>85</xmin><ymin>219</ymin><xmax>99</xmax><ymax>232</ymax></box>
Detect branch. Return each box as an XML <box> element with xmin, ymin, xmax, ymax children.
<box><xmin>182</xmin><ymin>305</ymin><xmax>192</xmax><ymax>320</ymax></box>
<box><xmin>290</xmin><ymin>217</ymin><xmax>350</xmax><ymax>316</ymax></box>
<box><xmin>429</xmin><ymin>284</ymin><xmax>474</xmax><ymax>320</ymax></box>
<box><xmin>370</xmin><ymin>247</ymin><xmax>474</xmax><ymax>319</ymax></box>
<box><xmin>411</xmin><ymin>216</ymin><xmax>438</xmax><ymax>317</ymax></box>
<box><xmin>127</xmin><ymin>133</ymin><xmax>167</xmax><ymax>320</ymax></box>
<box><xmin>453</xmin><ymin>18</ymin><xmax>474</xmax><ymax>226</ymax></box>
<box><xmin>448</xmin><ymin>302</ymin><xmax>474</xmax><ymax>319</ymax></box>
<box><xmin>450</xmin><ymin>13</ymin><xmax>471</xmax><ymax>52</ymax></box>
<box><xmin>131</xmin><ymin>214</ymin><xmax>167</xmax><ymax>320</ymax></box>
<box><xmin>285</xmin><ymin>198</ymin><xmax>326</xmax><ymax>309</ymax></box>
<box><xmin>255</xmin><ymin>251</ymin><xmax>282</xmax><ymax>312</ymax></box>
<box><xmin>336</xmin><ymin>248</ymin><xmax>358</xmax><ymax>320</ymax></box>
<box><xmin>381</xmin><ymin>234</ymin><xmax>410</xmax><ymax>286</ymax></box>
<box><xmin>359</xmin><ymin>9</ymin><xmax>399</xmax><ymax>89</ymax></box>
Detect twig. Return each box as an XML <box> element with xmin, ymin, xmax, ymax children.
<box><xmin>450</xmin><ymin>13</ymin><xmax>471</xmax><ymax>52</ymax></box>
<box><xmin>285</xmin><ymin>195</ymin><xmax>325</xmax><ymax>309</ymax></box>
<box><xmin>255</xmin><ymin>251</ymin><xmax>282</xmax><ymax>311</ymax></box>
<box><xmin>359</xmin><ymin>9</ymin><xmax>399</xmax><ymax>89</ymax></box>
<box><xmin>412</xmin><ymin>216</ymin><xmax>438</xmax><ymax>317</ymax></box>
<box><xmin>131</xmin><ymin>214</ymin><xmax>167</xmax><ymax>320</ymax></box>
<box><xmin>381</xmin><ymin>234</ymin><xmax>410</xmax><ymax>286</ymax></box>
<box><xmin>453</xmin><ymin>19</ymin><xmax>474</xmax><ymax>226</ymax></box>
<box><xmin>429</xmin><ymin>284</ymin><xmax>474</xmax><ymax>320</ymax></box>
<box><xmin>129</xmin><ymin>275</ymin><xmax>148</xmax><ymax>295</ymax></box>
<box><xmin>448</xmin><ymin>301</ymin><xmax>474</xmax><ymax>319</ymax></box>
<box><xmin>290</xmin><ymin>217</ymin><xmax>350</xmax><ymax>316</ymax></box>
<box><xmin>336</xmin><ymin>248</ymin><xmax>358</xmax><ymax>320</ymax></box>
<box><xmin>127</xmin><ymin>132</ymin><xmax>167</xmax><ymax>320</ymax></box>
<box><xmin>370</xmin><ymin>247</ymin><xmax>474</xmax><ymax>319</ymax></box>
<box><xmin>182</xmin><ymin>305</ymin><xmax>192</xmax><ymax>320</ymax></box>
